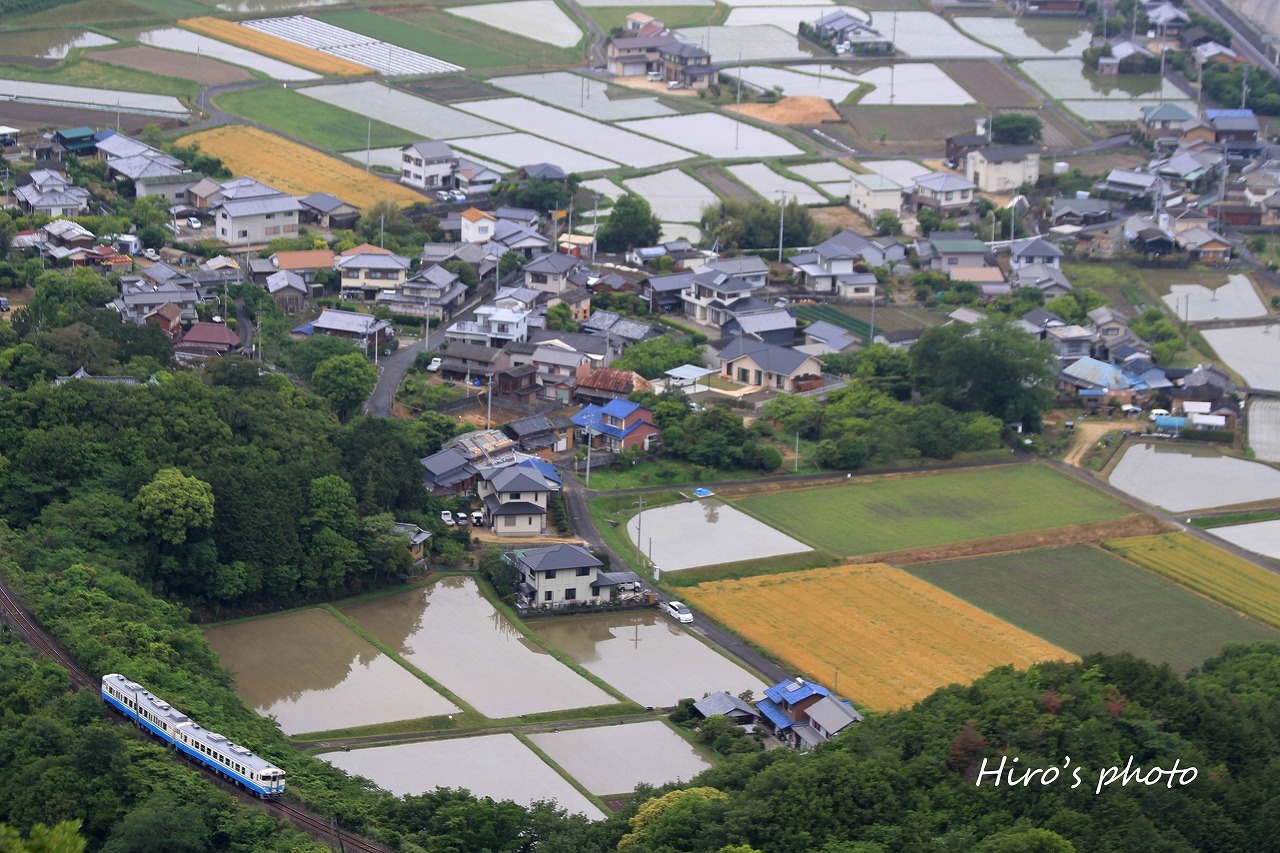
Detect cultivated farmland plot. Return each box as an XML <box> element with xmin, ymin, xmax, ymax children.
<box><xmin>857</xmin><ymin>158</ymin><xmax>927</xmax><ymax>186</ymax></box>
<box><xmin>0</xmin><ymin>29</ymin><xmax>114</xmax><ymax>59</ymax></box>
<box><xmin>685</xmin><ymin>563</ymin><xmax>1073</xmax><ymax>711</ymax></box>
<box><xmin>675</xmin><ymin>25</ymin><xmax>811</xmax><ymax>62</ymax></box>
<box><xmin>528</xmin><ymin>721</ymin><xmax>711</xmax><ymax>794</ymax></box>
<box><xmin>451</xmin><ymin>132</ymin><xmax>619</xmax><ymax>172</ymax></box>
<box><xmin>580</xmin><ymin>177</ymin><xmax>621</xmax><ymax>201</ymax></box>
<box><xmin>1162</xmin><ymin>274</ymin><xmax>1266</xmax><ymax>322</ymax></box>
<box><xmin>1202</xmin><ymin>326</ymin><xmax>1280</xmax><ymax>391</ymax></box>
<box><xmin>623</xmin><ymin>169</ymin><xmax>719</xmax><ymax>222</ymax></box>
<box><xmin>1063</xmin><ymin>98</ymin><xmax>1198</xmax><ymax>122</ymax></box>
<box><xmin>342</xmin><ymin>578</ymin><xmax>615</xmax><ymax>718</ymax></box>
<box><xmin>952</xmin><ymin>17</ymin><xmax>1091</xmax><ymax>58</ymax></box>
<box><xmin>459</xmin><ymin>97</ymin><xmax>693</xmax><ymax>167</ymax></box>
<box><xmin>320</xmin><ymin>735</ymin><xmax>606</xmax><ymax>818</ymax></box>
<box><xmin>661</xmin><ymin>222</ymin><xmax>703</xmax><ymax>243</ymax></box>
<box><xmin>1248</xmin><ymin>399</ymin><xmax>1280</xmax><ymax>463</ymax></box>
<box><xmin>241</xmin><ymin>15</ymin><xmax>461</xmax><ymax>75</ymax></box>
<box><xmin>1018</xmin><ymin>58</ymin><xmax>1182</xmax><ymax>101</ymax></box>
<box><xmin>845</xmin><ymin>63</ymin><xmax>974</xmax><ymax>106</ymax></box>
<box><xmin>725</xmin><ymin>6</ymin><xmax>865</xmax><ymax>32</ymax></box>
<box><xmin>1212</xmin><ymin>520</ymin><xmax>1280</xmax><ymax>560</ymax></box>
<box><xmin>137</xmin><ymin>28</ymin><xmax>320</xmax><ymax>81</ymax></box>
<box><xmin>867</xmin><ymin>11</ymin><xmax>999</xmax><ymax>59</ymax></box>
<box><xmin>0</xmin><ymin>78</ymin><xmax>187</xmax><ymax>116</ymax></box>
<box><xmin>727</xmin><ymin>162</ymin><xmax>828</xmax><ymax>203</ymax></box>
<box><xmin>730</xmin><ymin>64</ymin><xmax>865</xmax><ymax>101</ymax></box>
<box><xmin>628</xmin><ymin>499</ymin><xmax>812</xmax><ymax>571</ymax></box>
<box><xmin>297</xmin><ymin>81</ymin><xmax>509</xmax><ymax>139</ymax></box>
<box><xmin>205</xmin><ymin>608</ymin><xmax>459</xmax><ymax>736</ymax></box>
<box><xmin>580</xmin><ymin>0</ymin><xmax>710</xmax><ymax>5</ymax></box>
<box><xmin>218</xmin><ymin>0</ymin><xmax>342</xmax><ymax>11</ymax></box>
<box><xmin>619</xmin><ymin>112</ymin><xmax>800</xmax><ymax>159</ymax></box>
<box><xmin>447</xmin><ymin>0</ymin><xmax>583</xmax><ymax>48</ymax></box>
<box><xmin>790</xmin><ymin>161</ymin><xmax>858</xmax><ymax>183</ymax></box>
<box><xmin>493</xmin><ymin>72</ymin><xmax>675</xmax><ymax>120</ymax></box>
<box><xmin>1108</xmin><ymin>443</ymin><xmax>1280</xmax><ymax>512</ymax></box>
<box><xmin>720</xmin><ymin>0</ymin><xmax>834</xmax><ymax>7</ymax></box>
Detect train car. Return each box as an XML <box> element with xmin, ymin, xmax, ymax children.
<box><xmin>101</xmin><ymin>673</ymin><xmax>285</xmax><ymax>798</ymax></box>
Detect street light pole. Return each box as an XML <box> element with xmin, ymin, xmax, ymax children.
<box><xmin>776</xmin><ymin>190</ymin><xmax>785</xmax><ymax>263</ymax></box>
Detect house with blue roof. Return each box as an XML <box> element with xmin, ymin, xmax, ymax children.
<box><xmin>756</xmin><ymin>677</ymin><xmax>862</xmax><ymax>749</ymax></box>
<box><xmin>571</xmin><ymin>399</ymin><xmax>662</xmax><ymax>453</ymax></box>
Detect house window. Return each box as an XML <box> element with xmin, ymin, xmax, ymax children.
<box><xmin>544</xmin><ymin>591</ymin><xmax>553</xmax><ymax>602</ymax></box>
<box><xmin>545</xmin><ymin>570</ymin><xmax>557</xmax><ymax>579</ymax></box>
<box><xmin>265</xmin><ymin>226</ymin><xmax>280</xmax><ymax>236</ymax></box>
<box><xmin>238</xmin><ymin>230</ymin><xmax>248</xmax><ymax>239</ymax></box>
<box><xmin>576</xmin><ymin>567</ymin><xmax>590</xmax><ymax>577</ymax></box>
<box><xmin>508</xmin><ymin>492</ymin><xmax>521</xmax><ymax>500</ymax></box>
<box><xmin>944</xmin><ymin>192</ymin><xmax>954</xmax><ymax>201</ymax></box>
<box><xmin>265</xmin><ymin>213</ymin><xmax>275</xmax><ymax>220</ymax></box>
<box><xmin>504</xmin><ymin>516</ymin><xmax>516</xmax><ymax>527</ymax></box>
<box><xmin>564</xmin><ymin>588</ymin><xmax>577</xmax><ymax>600</ymax></box>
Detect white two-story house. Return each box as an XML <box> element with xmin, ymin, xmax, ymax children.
<box><xmin>477</xmin><ymin>464</ymin><xmax>552</xmax><ymax>535</ymax></box>
<box><xmin>399</xmin><ymin>140</ymin><xmax>457</xmax><ymax>191</ymax></box>
<box><xmin>510</xmin><ymin>543</ymin><xmax>603</xmax><ymax>605</ymax></box>
<box><xmin>215</xmin><ymin>195</ymin><xmax>301</xmax><ymax>244</ymax></box>
<box><xmin>682</xmin><ymin>268</ymin><xmax>762</xmax><ymax>325</ymax></box>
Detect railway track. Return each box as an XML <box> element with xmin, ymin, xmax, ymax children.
<box><xmin>0</xmin><ymin>574</ymin><xmax>387</xmax><ymax>852</ymax></box>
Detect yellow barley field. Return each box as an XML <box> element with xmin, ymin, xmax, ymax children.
<box><xmin>684</xmin><ymin>564</ymin><xmax>1075</xmax><ymax>712</ymax></box>
<box><xmin>182</xmin><ymin>126</ymin><xmax>424</xmax><ymax>209</ymax></box>
<box><xmin>181</xmin><ymin>17</ymin><xmax>373</xmax><ymax>77</ymax></box>
<box><xmin>1107</xmin><ymin>533</ymin><xmax>1280</xmax><ymax>630</ymax></box>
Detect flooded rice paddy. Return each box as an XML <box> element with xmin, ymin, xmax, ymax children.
<box><xmin>1202</xmin><ymin>326</ymin><xmax>1280</xmax><ymax>391</ymax></box>
<box><xmin>205</xmin><ymin>608</ymin><xmax>458</xmax><ymax>735</ymax></box>
<box><xmin>1211</xmin><ymin>519</ymin><xmax>1280</xmax><ymax>559</ymax></box>
<box><xmin>0</xmin><ymin>29</ymin><xmax>114</xmax><ymax>58</ymax></box>
<box><xmin>528</xmin><ymin>720</ymin><xmax>711</xmax><ymax>794</ymax></box>
<box><xmin>1162</xmin><ymin>275</ymin><xmax>1264</xmax><ymax>322</ymax></box>
<box><xmin>531</xmin><ymin>610</ymin><xmax>767</xmax><ymax>707</ymax></box>
<box><xmin>341</xmin><ymin>577</ymin><xmax>615</xmax><ymax>718</ymax></box>
<box><xmin>319</xmin><ymin>734</ymin><xmax>606</xmax><ymax>819</ymax></box>
<box><xmin>628</xmin><ymin>498</ymin><xmax>811</xmax><ymax>571</ymax></box>
<box><xmin>1109</xmin><ymin>443</ymin><xmax>1280</xmax><ymax>512</ymax></box>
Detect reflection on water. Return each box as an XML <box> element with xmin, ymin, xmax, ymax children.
<box><xmin>532</xmin><ymin>611</ymin><xmax>766</xmax><ymax>707</ymax></box>
<box><xmin>1109</xmin><ymin>443</ymin><xmax>1280</xmax><ymax>512</ymax></box>
<box><xmin>205</xmin><ymin>608</ymin><xmax>457</xmax><ymax>735</ymax></box>
<box><xmin>0</xmin><ymin>29</ymin><xmax>115</xmax><ymax>59</ymax></box>
<box><xmin>1015</xmin><ymin>18</ymin><xmax>1090</xmax><ymax>53</ymax></box>
<box><xmin>529</xmin><ymin>720</ymin><xmax>711</xmax><ymax>794</ymax></box>
<box><xmin>703</xmin><ymin>501</ymin><xmax>719</xmax><ymax>524</ymax></box>
<box><xmin>217</xmin><ymin>0</ymin><xmax>340</xmax><ymax>11</ymax></box>
<box><xmin>342</xmin><ymin>578</ymin><xmax>612</xmax><ymax>718</ymax></box>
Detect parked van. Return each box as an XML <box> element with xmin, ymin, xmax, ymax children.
<box><xmin>646</xmin><ymin>71</ymin><xmax>663</xmax><ymax>82</ymax></box>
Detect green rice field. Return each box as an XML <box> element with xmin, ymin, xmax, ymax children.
<box><xmin>733</xmin><ymin>465</ymin><xmax>1130</xmax><ymax>557</ymax></box>
<box><xmin>215</xmin><ymin>86</ymin><xmax>416</xmax><ymax>152</ymax></box>
<box><xmin>905</xmin><ymin>545</ymin><xmax>1280</xmax><ymax>673</ymax></box>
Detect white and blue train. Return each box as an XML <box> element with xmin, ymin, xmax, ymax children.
<box><xmin>101</xmin><ymin>673</ymin><xmax>286</xmax><ymax>797</ymax></box>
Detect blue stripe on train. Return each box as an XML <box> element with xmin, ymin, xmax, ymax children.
<box><xmin>174</xmin><ymin>741</ymin><xmax>272</xmax><ymax>796</ymax></box>
<box><xmin>103</xmin><ymin>693</ymin><xmax>173</xmax><ymax>743</ymax></box>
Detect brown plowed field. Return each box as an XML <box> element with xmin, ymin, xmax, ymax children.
<box><xmin>731</xmin><ymin>96</ymin><xmax>839</xmax><ymax>125</ymax></box>
<box><xmin>90</xmin><ymin>45</ymin><xmax>253</xmax><ymax>85</ymax></box>
<box><xmin>0</xmin><ymin>101</ymin><xmax>183</xmax><ymax>133</ymax></box>
<box><xmin>847</xmin><ymin>515</ymin><xmax>1168</xmax><ymax>567</ymax></box>
<box><xmin>937</xmin><ymin>60</ymin><xmax>1038</xmax><ymax>107</ymax></box>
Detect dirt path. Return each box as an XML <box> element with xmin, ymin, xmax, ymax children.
<box><xmin>1062</xmin><ymin>421</ymin><xmax>1122</xmax><ymax>467</ymax></box>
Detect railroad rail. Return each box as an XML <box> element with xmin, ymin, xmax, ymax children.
<box><xmin>0</xmin><ymin>574</ymin><xmax>387</xmax><ymax>852</ymax></box>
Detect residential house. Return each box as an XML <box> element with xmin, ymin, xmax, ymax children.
<box><xmin>1097</xmin><ymin>39</ymin><xmax>1156</xmax><ymax>75</ymax></box>
<box><xmin>460</xmin><ymin>208</ymin><xmax>497</xmax><ymax>244</ymax></box>
<box><xmin>504</xmin><ymin>414</ymin><xmax>575</xmax><ymax>455</ymax></box>
<box><xmin>439</xmin><ymin>341</ymin><xmax>505</xmax><ymax>383</ymax></box>
<box><xmin>524</xmin><ymin>252</ymin><xmax>581</xmax><ymax>294</ymax></box>
<box><xmin>682</xmin><ymin>267</ymin><xmax>762</xmax><ymax>325</ymax></box>
<box><xmin>477</xmin><ymin>464</ymin><xmax>552</xmax><ymax>534</ymax></box>
<box><xmin>1097</xmin><ymin>168</ymin><xmax>1161</xmax><ymax>197</ymax></box>
<box><xmin>190</xmin><ymin>176</ymin><xmax>280</xmax><ymax>211</ymax></box>
<box><xmin>573</xmin><ymin>367</ymin><xmax>654</xmax><ymax>406</ymax></box>
<box><xmin>307</xmin><ymin>308</ymin><xmax>394</xmax><ymax>347</ymax></box>
<box><xmin>112</xmin><ymin>281</ymin><xmax>201</xmax><ymax>325</ymax></box>
<box><xmin>1010</xmin><ymin>236</ymin><xmax>1063</xmax><ymax>269</ymax></box>
<box><xmin>873</xmin><ymin>328</ymin><xmax>924</xmax><ymax>349</ymax></box>
<box><xmin>756</xmin><ymin>677</ymin><xmax>861</xmax><ymax>749</ymax></box>
<box><xmin>1183</xmin><ymin>109</ymin><xmax>1263</xmax><ymax>158</ymax></box>
<box><xmin>454</xmin><ymin>157</ymin><xmax>502</xmax><ymax>194</ymax></box>
<box><xmin>797</xmin><ymin>695</ymin><xmax>864</xmax><ymax>749</ymax></box>
<box><xmin>692</xmin><ymin>692</ymin><xmax>757</xmax><ymax>724</ymax></box>
<box><xmin>571</xmin><ymin>399</ymin><xmax>662</xmax><ymax>452</ymax></box>
<box><xmin>722</xmin><ymin>309</ymin><xmax>797</xmax><ymax>345</ymax></box>
<box><xmin>54</xmin><ymin>127</ymin><xmax>96</xmax><ymax>157</ymax></box>
<box><xmin>927</xmin><ymin>237</ymin><xmax>990</xmax><ymax>272</ymax></box>
<box><xmin>1010</xmin><ymin>262</ymin><xmax>1073</xmax><ymax>297</ymax></box>
<box><xmin>399</xmin><ymin>140</ymin><xmax>457</xmax><ymax>191</ymax></box>
<box><xmin>493</xmin><ymin>364</ymin><xmax>542</xmax><ymax>406</ymax></box>
<box><xmin>700</xmin><ymin>255</ymin><xmax>769</xmax><ymax>287</ymax></box>
<box><xmin>377</xmin><ymin>265</ymin><xmax>467</xmax><ymax>321</ymax></box>
<box><xmin>583</xmin><ymin>310</ymin><xmax>655</xmax><ymax>345</ymax></box>
<box><xmin>175</xmin><ymin>322</ymin><xmax>240</xmax><ymax>358</ymax></box>
<box><xmin>393</xmin><ymin>522</ymin><xmax>431</xmax><ymax>563</ymax></box>
<box><xmin>789</xmin><ymin>229</ymin><xmax>899</xmax><ymax>294</ymax></box>
<box><xmin>527</xmin><ymin>330</ymin><xmax>611</xmax><ymax>364</ymax></box>
<box><xmin>492</xmin><ymin>219</ymin><xmax>550</xmax><ymax>258</ymax></box>
<box><xmin>848</xmin><ymin>172</ymin><xmax>904</xmax><ymax>218</ymax></box>
<box><xmin>1194</xmin><ymin>41</ymin><xmax>1241</xmax><ymax>67</ymax></box>
<box><xmin>606</xmin><ymin>33</ymin><xmax>677</xmax><ymax>76</ymax></box>
<box><xmin>643</xmin><ymin>271</ymin><xmax>694</xmax><ymax>313</ymax></box>
<box><xmin>133</xmin><ymin>172</ymin><xmax>199</xmax><ymax>203</ymax></box>
<box><xmin>1050</xmin><ymin>196</ymin><xmax>1115</xmax><ymax>228</ymax></box>
<box><xmin>215</xmin><ymin>195</ymin><xmax>301</xmax><ymax>245</ymax></box>
<box><xmin>945</xmin><ymin>132</ymin><xmax>988</xmax><ymax>169</ymax></box>
<box><xmin>511</xmin><ymin>544</ymin><xmax>602</xmax><ymax>606</ymax></box>
<box><xmin>1177</xmin><ymin>226</ymin><xmax>1232</xmax><ymax>262</ymax></box>
<box><xmin>1074</xmin><ymin>218</ymin><xmax>1128</xmax><ymax>257</ymax></box>
<box><xmin>1045</xmin><ymin>324</ymin><xmax>1095</xmax><ymax>363</ymax></box>
<box><xmin>15</xmin><ymin>169</ymin><xmax>89</xmax><ymax>216</ymax></box>
<box><xmin>298</xmin><ymin>193</ymin><xmax>359</xmax><ymax>230</ymax></box>
<box><xmin>1179</xmin><ymin>25</ymin><xmax>1218</xmax><ymax>49</ymax></box>
<box><xmin>144</xmin><ymin>302</ymin><xmax>184</xmax><ymax>339</ymax></box>
<box><xmin>718</xmin><ymin>337</ymin><xmax>824</xmax><ymax>391</ymax></box>
<box><xmin>812</xmin><ymin>10</ymin><xmax>892</xmax><ymax>53</ymax></box>
<box><xmin>967</xmin><ymin>146</ymin><xmax>1040</xmax><ymax>193</ymax></box>
<box><xmin>420</xmin><ymin>447</ymin><xmax>478</xmax><ymax>494</ymax></box>
<box><xmin>266</xmin><ymin>269</ymin><xmax>307</xmax><ymax>312</ymax></box>
<box><xmin>265</xmin><ymin>249</ymin><xmax>335</xmax><ymax>287</ymax></box>
<box><xmin>802</xmin><ymin>319</ymin><xmax>859</xmax><ymax>353</ymax></box>
<box><xmin>445</xmin><ymin>301</ymin><xmax>531</xmax><ymax>347</ymax></box>
<box><xmin>531</xmin><ymin>344</ymin><xmax>592</xmax><ymax>403</ymax></box>
<box><xmin>335</xmin><ymin>250</ymin><xmax>412</xmax><ymax>300</ymax></box>
<box><xmin>519</xmin><ymin>163</ymin><xmax>567</xmax><ymax>182</ymax></box>
<box><xmin>1146</xmin><ymin>1</ymin><xmax>1191</xmax><ymax>33</ymax></box>
<box><xmin>909</xmin><ymin>172</ymin><xmax>976</xmax><ymax>212</ymax></box>
<box><xmin>1140</xmin><ymin>103</ymin><xmax>1195</xmax><ymax>140</ymax></box>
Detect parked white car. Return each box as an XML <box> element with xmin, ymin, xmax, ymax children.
<box><xmin>440</xmin><ymin>511</ymin><xmax>456</xmax><ymax>526</ymax></box>
<box><xmin>663</xmin><ymin>601</ymin><xmax>693</xmax><ymax>623</ymax></box>
<box><xmin>426</xmin><ymin>357</ymin><xmax>442</xmax><ymax>372</ymax></box>
<box><xmin>470</xmin><ymin>510</ymin><xmax>484</xmax><ymax>526</ymax></box>
<box><xmin>187</xmin><ymin>217</ymin><xmax>202</xmax><ymax>229</ymax></box>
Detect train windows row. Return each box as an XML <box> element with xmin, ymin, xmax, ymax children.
<box><xmin>185</xmin><ymin>739</ymin><xmax>250</xmax><ymax>778</ymax></box>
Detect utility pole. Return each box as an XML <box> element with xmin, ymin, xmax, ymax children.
<box><xmin>379</xmin><ymin>212</ymin><xmax>385</xmax><ymax>248</ymax></box>
<box><xmin>776</xmin><ymin>190</ymin><xmax>785</xmax><ymax>262</ymax></box>
<box><xmin>1241</xmin><ymin>64</ymin><xmax>1250</xmax><ymax>109</ymax></box>
<box><xmin>486</xmin><ymin>373</ymin><xmax>493</xmax><ymax>429</ymax></box>
<box><xmin>366</xmin><ymin>117</ymin><xmax>371</xmax><ymax>172</ymax></box>
<box><xmin>548</xmin><ymin>208</ymin><xmax>559</xmax><ymax>250</ymax></box>
<box><xmin>734</xmin><ymin>46</ymin><xmax>743</xmax><ymax>150</ymax></box>
<box><xmin>633</xmin><ymin>495</ymin><xmax>645</xmax><ymax>568</ymax></box>
<box><xmin>591</xmin><ymin>193</ymin><xmax>599</xmax><ymax>263</ymax></box>
<box><xmin>794</xmin><ymin>430</ymin><xmax>799</xmax><ymax>473</ymax></box>
<box><xmin>584</xmin><ymin>419</ymin><xmax>594</xmax><ymax>488</ymax></box>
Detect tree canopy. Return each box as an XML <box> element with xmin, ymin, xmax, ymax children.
<box><xmin>991</xmin><ymin>113</ymin><xmax>1043</xmax><ymax>144</ymax></box>
<box><xmin>597</xmin><ymin>193</ymin><xmax>662</xmax><ymax>253</ymax></box>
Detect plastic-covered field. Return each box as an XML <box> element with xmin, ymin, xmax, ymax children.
<box><xmin>493</xmin><ymin>72</ymin><xmax>675</xmax><ymax>120</ymax></box>
<box><xmin>450</xmin><ymin>132</ymin><xmax>618</xmax><ymax>172</ymax></box>
<box><xmin>619</xmin><ymin>112</ymin><xmax>800</xmax><ymax>159</ymax></box>
<box><xmin>458</xmin><ymin>97</ymin><xmax>693</xmax><ymax>167</ymax></box>
<box><xmin>868</xmin><ymin>11</ymin><xmax>998</xmax><ymax>59</ymax></box>
<box><xmin>137</xmin><ymin>27</ymin><xmax>319</xmax><ymax>81</ymax></box>
<box><xmin>241</xmin><ymin>15</ymin><xmax>461</xmax><ymax>75</ymax></box>
<box><xmin>0</xmin><ymin>77</ymin><xmax>187</xmax><ymax>116</ymax></box>
<box><xmin>446</xmin><ymin>0</ymin><xmax>583</xmax><ymax>48</ymax></box>
<box><xmin>728</xmin><ymin>162</ymin><xmax>827</xmax><ymax>203</ymax></box>
<box><xmin>845</xmin><ymin>63</ymin><xmax>974</xmax><ymax>106</ymax></box>
<box><xmin>297</xmin><ymin>81</ymin><xmax>508</xmax><ymax>139</ymax></box>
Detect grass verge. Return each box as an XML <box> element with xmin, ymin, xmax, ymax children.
<box><xmin>215</xmin><ymin>86</ymin><xmax>417</xmax><ymax>152</ymax></box>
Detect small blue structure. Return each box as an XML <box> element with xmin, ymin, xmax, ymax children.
<box><xmin>693</xmin><ymin>487</ymin><xmax>715</xmax><ymax>498</ymax></box>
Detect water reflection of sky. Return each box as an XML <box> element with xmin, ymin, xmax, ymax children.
<box><xmin>342</xmin><ymin>578</ymin><xmax>613</xmax><ymax>718</ymax></box>
<box><xmin>205</xmin><ymin>608</ymin><xmax>457</xmax><ymax>735</ymax></box>
<box><xmin>1109</xmin><ymin>443</ymin><xmax>1280</xmax><ymax>512</ymax></box>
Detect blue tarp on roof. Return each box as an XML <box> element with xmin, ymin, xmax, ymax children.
<box><xmin>601</xmin><ymin>398</ymin><xmax>641</xmax><ymax>419</ymax></box>
<box><xmin>755</xmin><ymin>698</ymin><xmax>794</xmax><ymax>731</ymax></box>
<box><xmin>1155</xmin><ymin>416</ymin><xmax>1188</xmax><ymax>430</ymax></box>
<box><xmin>292</xmin><ymin>323</ymin><xmax>315</xmax><ymax>336</ymax></box>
